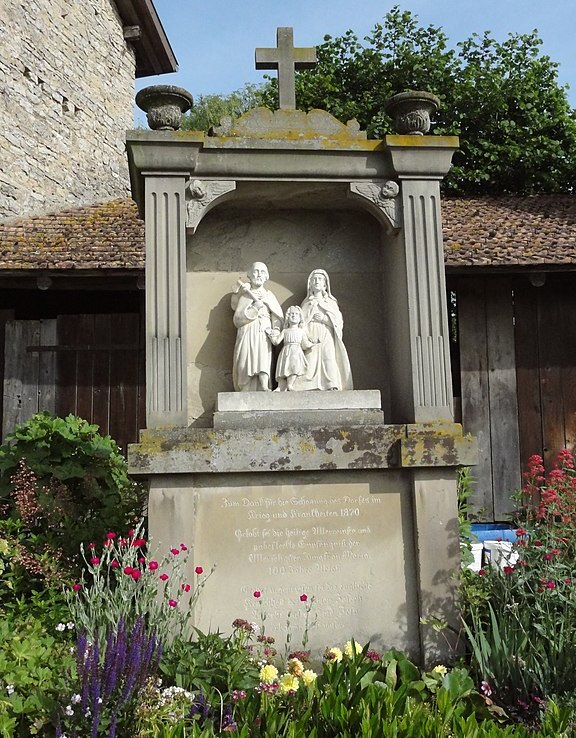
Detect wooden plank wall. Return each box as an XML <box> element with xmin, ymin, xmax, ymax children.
<box><xmin>456</xmin><ymin>277</ymin><xmax>521</xmax><ymax>520</ymax></box>
<box><xmin>2</xmin><ymin>314</ymin><xmax>144</xmax><ymax>455</ymax></box>
<box><xmin>2</xmin><ymin>319</ymin><xmax>57</xmax><ymax>440</ymax></box>
<box><xmin>55</xmin><ymin>313</ymin><xmax>145</xmax><ymax>455</ymax></box>
<box><xmin>514</xmin><ymin>276</ymin><xmax>576</xmax><ymax>469</ymax></box>
<box><xmin>455</xmin><ymin>273</ymin><xmax>576</xmax><ymax>521</ymax></box>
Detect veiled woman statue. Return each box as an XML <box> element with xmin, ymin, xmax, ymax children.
<box><xmin>294</xmin><ymin>269</ymin><xmax>353</xmax><ymax>391</ymax></box>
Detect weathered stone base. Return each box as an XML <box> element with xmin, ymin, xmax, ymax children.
<box><xmin>129</xmin><ymin>422</ymin><xmax>475</xmax><ymax>664</ymax></box>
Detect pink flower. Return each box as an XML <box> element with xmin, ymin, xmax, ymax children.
<box><xmin>123</xmin><ymin>566</ymin><xmax>134</xmax><ymax>576</ymax></box>
<box><xmin>148</xmin><ymin>560</ymin><xmax>159</xmax><ymax>571</ymax></box>
<box><xmin>131</xmin><ymin>569</ymin><xmax>142</xmax><ymax>581</ymax></box>
<box><xmin>110</xmin><ymin>559</ymin><xmax>120</xmax><ymax>569</ymax></box>
<box><xmin>180</xmin><ymin>543</ymin><xmax>188</xmax><ymax>551</ymax></box>
<box><xmin>160</xmin><ymin>573</ymin><xmax>169</xmax><ymax>582</ymax></box>
<box><xmin>90</xmin><ymin>557</ymin><xmax>100</xmax><ymax>566</ymax></box>
<box><xmin>72</xmin><ymin>583</ymin><xmax>81</xmax><ymax>592</ymax></box>
<box><xmin>300</xmin><ymin>593</ymin><xmax>308</xmax><ymax>602</ymax></box>
<box><xmin>132</xmin><ymin>538</ymin><xmax>146</xmax><ymax>547</ymax></box>
<box><xmin>128</xmin><ymin>529</ymin><xmax>135</xmax><ymax>537</ymax></box>
<box><xmin>503</xmin><ymin>566</ymin><xmax>514</xmax><ymax>574</ymax></box>
<box><xmin>106</xmin><ymin>532</ymin><xmax>117</xmax><ymax>540</ymax></box>
<box><xmin>138</xmin><ymin>557</ymin><xmax>145</xmax><ymax>564</ymax></box>
<box><xmin>195</xmin><ymin>566</ymin><xmax>203</xmax><ymax>575</ymax></box>
<box><xmin>181</xmin><ymin>583</ymin><xmax>191</xmax><ymax>592</ymax></box>
<box><xmin>168</xmin><ymin>599</ymin><xmax>177</xmax><ymax>608</ymax></box>
<box><xmin>88</xmin><ymin>543</ymin><xmax>96</xmax><ymax>549</ymax></box>
<box><xmin>547</xmin><ymin>581</ymin><xmax>556</xmax><ymax>589</ymax></box>
<box><xmin>170</xmin><ymin>548</ymin><xmax>180</xmax><ymax>555</ymax></box>
<box><xmin>253</xmin><ymin>590</ymin><xmax>261</xmax><ymax>599</ymax></box>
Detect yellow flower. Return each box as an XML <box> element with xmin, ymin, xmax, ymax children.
<box><xmin>302</xmin><ymin>669</ymin><xmax>317</xmax><ymax>687</ymax></box>
<box><xmin>259</xmin><ymin>664</ymin><xmax>279</xmax><ymax>684</ymax></box>
<box><xmin>344</xmin><ymin>640</ymin><xmax>363</xmax><ymax>659</ymax></box>
<box><xmin>432</xmin><ymin>664</ymin><xmax>447</xmax><ymax>677</ymax></box>
<box><xmin>278</xmin><ymin>673</ymin><xmax>300</xmax><ymax>694</ymax></box>
<box><xmin>324</xmin><ymin>647</ymin><xmax>343</xmax><ymax>663</ymax></box>
<box><xmin>288</xmin><ymin>658</ymin><xmax>304</xmax><ymax>676</ymax></box>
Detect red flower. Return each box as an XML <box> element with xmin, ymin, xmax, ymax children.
<box><xmin>128</xmin><ymin>529</ymin><xmax>135</xmax><ymax>537</ymax></box>
<box><xmin>180</xmin><ymin>543</ymin><xmax>188</xmax><ymax>551</ymax></box>
<box><xmin>533</xmin><ymin>540</ymin><xmax>543</xmax><ymax>547</ymax></box>
<box><xmin>88</xmin><ymin>543</ymin><xmax>96</xmax><ymax>549</ymax></box>
<box><xmin>545</xmin><ymin>554</ymin><xmax>552</xmax><ymax>561</ymax></box>
<box><xmin>72</xmin><ymin>583</ymin><xmax>81</xmax><ymax>592</ymax></box>
<box><xmin>103</xmin><ymin>540</ymin><xmax>113</xmax><ymax>548</ymax></box>
<box><xmin>110</xmin><ymin>559</ymin><xmax>120</xmax><ymax>569</ymax></box>
<box><xmin>478</xmin><ymin>569</ymin><xmax>487</xmax><ymax>576</ymax></box>
<box><xmin>547</xmin><ymin>581</ymin><xmax>556</xmax><ymax>589</ymax></box>
<box><xmin>138</xmin><ymin>557</ymin><xmax>146</xmax><ymax>564</ymax></box>
<box><xmin>300</xmin><ymin>593</ymin><xmax>308</xmax><ymax>602</ymax></box>
<box><xmin>123</xmin><ymin>566</ymin><xmax>134</xmax><ymax>575</ymax></box>
<box><xmin>181</xmin><ymin>583</ymin><xmax>191</xmax><ymax>592</ymax></box>
<box><xmin>170</xmin><ymin>548</ymin><xmax>180</xmax><ymax>555</ymax></box>
<box><xmin>106</xmin><ymin>532</ymin><xmax>117</xmax><ymax>540</ymax></box>
<box><xmin>90</xmin><ymin>557</ymin><xmax>100</xmax><ymax>566</ymax></box>
<box><xmin>160</xmin><ymin>573</ymin><xmax>169</xmax><ymax>582</ymax></box>
<box><xmin>565</xmin><ymin>578</ymin><xmax>572</xmax><ymax>584</ymax></box>
<box><xmin>253</xmin><ymin>590</ymin><xmax>261</xmax><ymax>599</ymax></box>
<box><xmin>516</xmin><ymin>528</ymin><xmax>527</xmax><ymax>537</ymax></box>
<box><xmin>131</xmin><ymin>569</ymin><xmax>142</xmax><ymax>581</ymax></box>
<box><xmin>503</xmin><ymin>566</ymin><xmax>514</xmax><ymax>574</ymax></box>
<box><xmin>195</xmin><ymin>566</ymin><xmax>203</xmax><ymax>575</ymax></box>
<box><xmin>168</xmin><ymin>598</ymin><xmax>177</xmax><ymax>607</ymax></box>
<box><xmin>132</xmin><ymin>538</ymin><xmax>146</xmax><ymax>547</ymax></box>
<box><xmin>148</xmin><ymin>560</ymin><xmax>159</xmax><ymax>571</ymax></box>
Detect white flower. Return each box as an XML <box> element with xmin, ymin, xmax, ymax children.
<box><xmin>66</xmin><ymin>622</ymin><xmax>75</xmax><ymax>630</ymax></box>
<box><xmin>56</xmin><ymin>623</ymin><xmax>66</xmax><ymax>632</ymax></box>
<box><xmin>71</xmin><ymin>694</ymin><xmax>81</xmax><ymax>704</ymax></box>
<box><xmin>65</xmin><ymin>705</ymin><xmax>74</xmax><ymax>716</ymax></box>
<box><xmin>6</xmin><ymin>684</ymin><xmax>14</xmax><ymax>695</ymax></box>
<box><xmin>250</xmin><ymin>622</ymin><xmax>259</xmax><ymax>633</ymax></box>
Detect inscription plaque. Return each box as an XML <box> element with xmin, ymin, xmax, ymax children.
<box><xmin>193</xmin><ymin>472</ymin><xmax>418</xmax><ymax>654</ymax></box>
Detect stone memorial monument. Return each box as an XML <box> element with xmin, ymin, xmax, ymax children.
<box><xmin>127</xmin><ymin>28</ymin><xmax>476</xmax><ymax>663</ymax></box>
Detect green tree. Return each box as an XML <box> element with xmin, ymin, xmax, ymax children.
<box><xmin>194</xmin><ymin>8</ymin><xmax>576</xmax><ymax>194</ymax></box>
<box><xmin>183</xmin><ymin>84</ymin><xmax>265</xmax><ymax>132</ymax></box>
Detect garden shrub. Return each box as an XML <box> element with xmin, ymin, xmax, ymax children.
<box><xmin>0</xmin><ymin>412</ymin><xmax>146</xmax><ymax>578</ymax></box>
<box><xmin>462</xmin><ymin>449</ymin><xmax>576</xmax><ymax>724</ymax></box>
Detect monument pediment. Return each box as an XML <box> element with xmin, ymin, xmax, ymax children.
<box><xmin>210</xmin><ymin>107</ymin><xmax>367</xmax><ymax>143</ymax></box>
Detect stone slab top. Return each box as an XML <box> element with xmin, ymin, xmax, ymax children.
<box><xmin>128</xmin><ymin>422</ymin><xmax>477</xmax><ymax>476</ymax></box>
<box><xmin>216</xmin><ymin>389</ymin><xmax>382</xmax><ymax>412</ymax></box>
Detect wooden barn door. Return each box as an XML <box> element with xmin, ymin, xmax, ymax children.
<box><xmin>456</xmin><ymin>277</ymin><xmax>521</xmax><ymax>520</ymax></box>
<box><xmin>2</xmin><ymin>314</ymin><xmax>145</xmax><ymax>455</ymax></box>
<box><xmin>514</xmin><ymin>276</ymin><xmax>576</xmax><ymax>470</ymax></box>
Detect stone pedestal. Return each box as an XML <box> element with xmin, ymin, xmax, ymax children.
<box><xmin>126</xmin><ymin>105</ymin><xmax>475</xmax><ymax>664</ymax></box>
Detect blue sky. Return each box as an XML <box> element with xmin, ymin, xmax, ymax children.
<box><xmin>135</xmin><ymin>0</ymin><xmax>576</xmax><ymax>123</ymax></box>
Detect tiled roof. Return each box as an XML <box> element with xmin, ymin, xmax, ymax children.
<box><xmin>1</xmin><ymin>194</ymin><xmax>576</xmax><ymax>271</ymax></box>
<box><xmin>0</xmin><ymin>199</ymin><xmax>144</xmax><ymax>270</ymax></box>
<box><xmin>442</xmin><ymin>195</ymin><xmax>576</xmax><ymax>268</ymax></box>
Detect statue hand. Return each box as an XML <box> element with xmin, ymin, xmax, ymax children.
<box><xmin>253</xmin><ymin>300</ymin><xmax>264</xmax><ymax>310</ymax></box>
<box><xmin>312</xmin><ymin>312</ymin><xmax>324</xmax><ymax>321</ymax></box>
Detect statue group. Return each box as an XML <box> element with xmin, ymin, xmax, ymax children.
<box><xmin>231</xmin><ymin>262</ymin><xmax>353</xmax><ymax>392</ymax></box>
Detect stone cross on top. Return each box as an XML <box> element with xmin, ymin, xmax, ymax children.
<box><xmin>255</xmin><ymin>27</ymin><xmax>317</xmax><ymax>110</ymax></box>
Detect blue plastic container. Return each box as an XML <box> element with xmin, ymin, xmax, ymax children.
<box><xmin>471</xmin><ymin>523</ymin><xmax>517</xmax><ymax>543</ymax></box>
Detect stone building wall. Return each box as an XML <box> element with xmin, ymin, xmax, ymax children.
<box><xmin>0</xmin><ymin>0</ymin><xmax>136</xmax><ymax>220</ymax></box>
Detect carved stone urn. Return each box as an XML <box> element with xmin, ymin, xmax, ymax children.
<box><xmin>384</xmin><ymin>91</ymin><xmax>440</xmax><ymax>135</ymax></box>
<box><xmin>135</xmin><ymin>85</ymin><xmax>193</xmax><ymax>131</ymax></box>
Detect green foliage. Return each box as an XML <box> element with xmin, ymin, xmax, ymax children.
<box><xmin>255</xmin><ymin>7</ymin><xmax>576</xmax><ymax>195</ymax></box>
<box><xmin>0</xmin><ymin>613</ymin><xmax>74</xmax><ymax>737</ymax></box>
<box><xmin>183</xmin><ymin>84</ymin><xmax>265</xmax><ymax>131</ymax></box>
<box><xmin>66</xmin><ymin>521</ymin><xmax>214</xmax><ymax>648</ymax></box>
<box><xmin>462</xmin><ymin>449</ymin><xmax>576</xmax><ymax>723</ymax></box>
<box><xmin>0</xmin><ymin>412</ymin><xmax>146</xmax><ymax>576</ymax></box>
